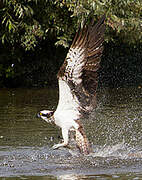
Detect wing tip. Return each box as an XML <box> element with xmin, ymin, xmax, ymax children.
<box><xmin>75</xmin><ymin>120</ymin><xmax>93</xmax><ymax>155</ymax></box>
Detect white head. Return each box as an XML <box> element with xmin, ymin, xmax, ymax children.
<box><xmin>37</xmin><ymin>110</ymin><xmax>54</xmax><ymax>123</ymax></box>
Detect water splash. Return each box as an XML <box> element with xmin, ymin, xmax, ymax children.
<box><xmin>0</xmin><ymin>87</ymin><xmax>142</xmax><ymax>178</ymax></box>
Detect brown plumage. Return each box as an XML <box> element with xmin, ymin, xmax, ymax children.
<box><xmin>58</xmin><ymin>15</ymin><xmax>105</xmax><ymax>113</ymax></box>
<box><xmin>75</xmin><ymin>120</ymin><xmax>92</xmax><ymax>154</ymax></box>
<box><xmin>38</xmin><ymin>15</ymin><xmax>105</xmax><ymax>155</ymax></box>
<box><xmin>57</xmin><ymin>15</ymin><xmax>105</xmax><ymax>154</ymax></box>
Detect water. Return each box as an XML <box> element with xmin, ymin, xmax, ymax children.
<box><xmin>0</xmin><ymin>87</ymin><xmax>142</xmax><ymax>179</ymax></box>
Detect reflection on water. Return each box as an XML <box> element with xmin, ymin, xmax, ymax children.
<box><xmin>0</xmin><ymin>87</ymin><xmax>142</xmax><ymax>179</ymax></box>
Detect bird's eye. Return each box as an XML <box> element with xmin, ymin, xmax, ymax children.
<box><xmin>40</xmin><ymin>112</ymin><xmax>42</xmax><ymax>116</ymax></box>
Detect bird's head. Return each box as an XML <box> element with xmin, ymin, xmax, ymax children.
<box><xmin>37</xmin><ymin>110</ymin><xmax>54</xmax><ymax>123</ymax></box>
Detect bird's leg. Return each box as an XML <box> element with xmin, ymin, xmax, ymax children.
<box><xmin>52</xmin><ymin>128</ymin><xmax>69</xmax><ymax>149</ymax></box>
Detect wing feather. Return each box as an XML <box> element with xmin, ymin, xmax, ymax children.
<box><xmin>57</xmin><ymin>15</ymin><xmax>105</xmax><ymax>116</ymax></box>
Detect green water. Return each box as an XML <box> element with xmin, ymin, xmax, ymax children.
<box><xmin>0</xmin><ymin>87</ymin><xmax>142</xmax><ymax>179</ymax></box>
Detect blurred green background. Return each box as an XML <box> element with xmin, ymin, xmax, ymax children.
<box><xmin>0</xmin><ymin>0</ymin><xmax>141</xmax><ymax>88</ymax></box>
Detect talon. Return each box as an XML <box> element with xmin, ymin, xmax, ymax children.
<box><xmin>52</xmin><ymin>144</ymin><xmax>60</xmax><ymax>149</ymax></box>
<box><xmin>52</xmin><ymin>143</ymin><xmax>68</xmax><ymax>150</ymax></box>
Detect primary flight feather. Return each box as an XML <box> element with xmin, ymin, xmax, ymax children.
<box><xmin>38</xmin><ymin>15</ymin><xmax>105</xmax><ymax>155</ymax></box>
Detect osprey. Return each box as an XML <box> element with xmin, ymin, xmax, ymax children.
<box><xmin>38</xmin><ymin>15</ymin><xmax>105</xmax><ymax>155</ymax></box>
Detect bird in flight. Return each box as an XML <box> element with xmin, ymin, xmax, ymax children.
<box><xmin>38</xmin><ymin>15</ymin><xmax>105</xmax><ymax>155</ymax></box>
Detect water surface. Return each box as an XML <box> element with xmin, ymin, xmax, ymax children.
<box><xmin>0</xmin><ymin>87</ymin><xmax>142</xmax><ymax>179</ymax></box>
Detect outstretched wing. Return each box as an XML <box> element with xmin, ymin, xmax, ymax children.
<box><xmin>56</xmin><ymin>15</ymin><xmax>105</xmax><ymax>115</ymax></box>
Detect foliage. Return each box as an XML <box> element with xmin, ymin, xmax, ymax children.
<box><xmin>0</xmin><ymin>0</ymin><xmax>142</xmax><ymax>87</ymax></box>
<box><xmin>0</xmin><ymin>0</ymin><xmax>44</xmax><ymax>50</ymax></box>
<box><xmin>0</xmin><ymin>0</ymin><xmax>141</xmax><ymax>49</ymax></box>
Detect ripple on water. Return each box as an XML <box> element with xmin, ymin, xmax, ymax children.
<box><xmin>0</xmin><ymin>87</ymin><xmax>142</xmax><ymax>179</ymax></box>
<box><xmin>1</xmin><ymin>144</ymin><xmax>142</xmax><ymax>178</ymax></box>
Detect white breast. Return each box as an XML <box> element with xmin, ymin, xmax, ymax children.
<box><xmin>54</xmin><ymin>109</ymin><xmax>80</xmax><ymax>130</ymax></box>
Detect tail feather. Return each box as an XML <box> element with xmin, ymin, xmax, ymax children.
<box><xmin>75</xmin><ymin>121</ymin><xmax>92</xmax><ymax>155</ymax></box>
